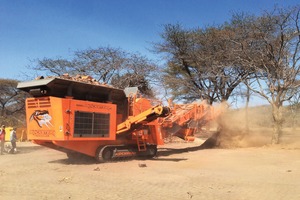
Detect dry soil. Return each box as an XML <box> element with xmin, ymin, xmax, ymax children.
<box><xmin>0</xmin><ymin>136</ymin><xmax>299</xmax><ymax>200</ymax></box>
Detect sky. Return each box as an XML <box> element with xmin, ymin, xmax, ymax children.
<box><xmin>0</xmin><ymin>0</ymin><xmax>299</xmax><ymax>106</ymax></box>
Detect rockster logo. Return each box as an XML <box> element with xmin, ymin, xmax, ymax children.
<box><xmin>29</xmin><ymin>110</ymin><xmax>53</xmax><ymax>128</ymax></box>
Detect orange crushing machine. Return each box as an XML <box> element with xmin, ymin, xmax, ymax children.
<box><xmin>160</xmin><ymin>101</ymin><xmax>217</xmax><ymax>141</ymax></box>
<box><xmin>17</xmin><ymin>76</ymin><xmax>169</xmax><ymax>162</ymax></box>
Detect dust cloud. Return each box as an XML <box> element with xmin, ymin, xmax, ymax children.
<box><xmin>201</xmin><ymin>104</ymin><xmax>300</xmax><ymax>149</ymax></box>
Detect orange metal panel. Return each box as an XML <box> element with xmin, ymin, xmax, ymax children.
<box><xmin>26</xmin><ymin>96</ymin><xmax>117</xmax><ymax>142</ymax></box>
<box><xmin>26</xmin><ymin>97</ymin><xmax>64</xmax><ymax>141</ymax></box>
<box><xmin>65</xmin><ymin>98</ymin><xmax>116</xmax><ymax>141</ymax></box>
<box><xmin>132</xmin><ymin>98</ymin><xmax>152</xmax><ymax>116</ymax></box>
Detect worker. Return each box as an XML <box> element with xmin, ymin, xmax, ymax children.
<box><xmin>0</xmin><ymin>125</ymin><xmax>6</xmax><ymax>155</ymax></box>
<box><xmin>9</xmin><ymin>127</ymin><xmax>17</xmax><ymax>154</ymax></box>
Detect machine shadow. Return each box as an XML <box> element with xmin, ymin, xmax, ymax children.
<box><xmin>50</xmin><ymin>155</ymin><xmax>188</xmax><ymax>165</ymax></box>
<box><xmin>157</xmin><ymin>144</ymin><xmax>207</xmax><ymax>158</ymax></box>
<box><xmin>48</xmin><ymin>135</ymin><xmax>218</xmax><ymax>165</ymax></box>
<box><xmin>151</xmin><ymin>157</ymin><xmax>188</xmax><ymax>162</ymax></box>
<box><xmin>49</xmin><ymin>156</ymin><xmax>97</xmax><ymax>165</ymax></box>
<box><xmin>49</xmin><ymin>156</ymin><xmax>156</xmax><ymax>165</ymax></box>
<box><xmin>156</xmin><ymin>135</ymin><xmax>218</xmax><ymax>158</ymax></box>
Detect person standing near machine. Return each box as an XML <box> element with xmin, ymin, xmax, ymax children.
<box><xmin>10</xmin><ymin>127</ymin><xmax>17</xmax><ymax>154</ymax></box>
<box><xmin>0</xmin><ymin>125</ymin><xmax>6</xmax><ymax>155</ymax></box>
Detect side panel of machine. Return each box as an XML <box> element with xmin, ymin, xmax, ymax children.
<box><xmin>26</xmin><ymin>97</ymin><xmax>64</xmax><ymax>141</ymax></box>
<box><xmin>64</xmin><ymin>98</ymin><xmax>117</xmax><ymax>141</ymax></box>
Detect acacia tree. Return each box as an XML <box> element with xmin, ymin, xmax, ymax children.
<box><xmin>0</xmin><ymin>79</ymin><xmax>28</xmax><ymax>126</ymax></box>
<box><xmin>155</xmin><ymin>24</ymin><xmax>250</xmax><ymax>105</ymax></box>
<box><xmin>29</xmin><ymin>46</ymin><xmax>157</xmax><ymax>96</ymax></box>
<box><xmin>73</xmin><ymin>47</ymin><xmax>127</xmax><ymax>83</ymax></box>
<box><xmin>30</xmin><ymin>47</ymin><xmax>126</xmax><ymax>83</ymax></box>
<box><xmin>232</xmin><ymin>6</ymin><xmax>300</xmax><ymax>144</ymax></box>
<box><xmin>288</xmin><ymin>89</ymin><xmax>300</xmax><ymax>130</ymax></box>
<box><xmin>110</xmin><ymin>53</ymin><xmax>157</xmax><ymax>97</ymax></box>
<box><xmin>30</xmin><ymin>58</ymin><xmax>74</xmax><ymax>76</ymax></box>
<box><xmin>156</xmin><ymin>6</ymin><xmax>300</xmax><ymax>144</ymax></box>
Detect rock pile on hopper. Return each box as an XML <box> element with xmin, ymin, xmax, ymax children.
<box><xmin>35</xmin><ymin>74</ymin><xmax>111</xmax><ymax>87</ymax></box>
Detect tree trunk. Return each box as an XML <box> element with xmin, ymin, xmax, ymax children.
<box><xmin>271</xmin><ymin>104</ymin><xmax>284</xmax><ymax>144</ymax></box>
<box><xmin>245</xmin><ymin>86</ymin><xmax>250</xmax><ymax>134</ymax></box>
<box><xmin>0</xmin><ymin>106</ymin><xmax>5</xmax><ymax>117</ymax></box>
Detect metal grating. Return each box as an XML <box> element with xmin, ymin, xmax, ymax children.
<box><xmin>27</xmin><ymin>97</ymin><xmax>51</xmax><ymax>108</ymax></box>
<box><xmin>74</xmin><ymin>111</ymin><xmax>110</xmax><ymax>138</ymax></box>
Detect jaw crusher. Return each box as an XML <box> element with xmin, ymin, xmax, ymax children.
<box><xmin>17</xmin><ymin>76</ymin><xmax>169</xmax><ymax>162</ymax></box>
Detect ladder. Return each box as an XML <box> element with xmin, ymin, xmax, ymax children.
<box><xmin>136</xmin><ymin>133</ymin><xmax>147</xmax><ymax>151</ymax></box>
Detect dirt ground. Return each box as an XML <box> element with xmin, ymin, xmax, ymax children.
<box><xmin>0</xmin><ymin>134</ymin><xmax>299</xmax><ymax>200</ymax></box>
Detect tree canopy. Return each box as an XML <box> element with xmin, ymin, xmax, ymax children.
<box><xmin>0</xmin><ymin>79</ymin><xmax>28</xmax><ymax>126</ymax></box>
<box><xmin>155</xmin><ymin>5</ymin><xmax>300</xmax><ymax>143</ymax></box>
<box><xmin>30</xmin><ymin>47</ymin><xmax>158</xmax><ymax>97</ymax></box>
